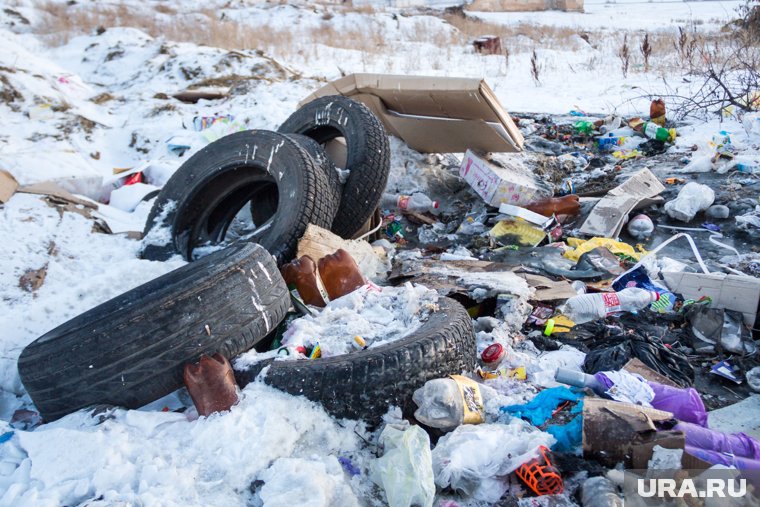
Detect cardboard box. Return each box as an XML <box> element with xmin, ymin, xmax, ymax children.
<box><xmin>583</xmin><ymin>397</ymin><xmax>680</xmax><ymax>468</ymax></box>
<box><xmin>459</xmin><ymin>150</ymin><xmax>551</xmax><ymax>207</ymax></box>
<box><xmin>299</xmin><ymin>73</ymin><xmax>524</xmax><ymax>153</ymax></box>
<box><xmin>661</xmin><ymin>271</ymin><xmax>760</xmax><ymax>326</ymax></box>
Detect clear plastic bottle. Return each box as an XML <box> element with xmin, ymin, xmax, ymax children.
<box><xmin>581</xmin><ymin>476</ymin><xmax>623</xmax><ymax>507</ymax></box>
<box><xmin>381</xmin><ymin>192</ymin><xmax>439</xmax><ymax>214</ymax></box>
<box><xmin>412</xmin><ymin>377</ymin><xmax>494</xmax><ymax>431</ymax></box>
<box><xmin>557</xmin><ymin>288</ymin><xmax>659</xmax><ymax>325</ymax></box>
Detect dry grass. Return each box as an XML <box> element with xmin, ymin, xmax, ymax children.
<box><xmin>35</xmin><ymin>1</ymin><xmax>294</xmax><ymax>50</ymax></box>
<box><xmin>32</xmin><ymin>0</ymin><xmax>739</xmax><ymax>80</ymax></box>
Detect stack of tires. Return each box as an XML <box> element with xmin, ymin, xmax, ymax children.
<box><xmin>141</xmin><ymin>96</ymin><xmax>392</xmax><ymax>264</ymax></box>
<box><xmin>18</xmin><ymin>96</ymin><xmax>476</xmax><ymax>425</ymax></box>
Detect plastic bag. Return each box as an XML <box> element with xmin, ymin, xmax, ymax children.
<box><xmin>431</xmin><ymin>421</ymin><xmax>555</xmax><ymax>503</ymax></box>
<box><xmin>580</xmin><ymin>323</ymin><xmax>694</xmax><ymax>387</ymax></box>
<box><xmin>663</xmin><ymin>182</ymin><xmax>715</xmax><ymax>222</ymax></box>
<box><xmin>370</xmin><ymin>425</ymin><xmax>435</xmax><ymax>507</ymax></box>
<box><xmin>564</xmin><ymin>237</ymin><xmax>644</xmax><ymax>262</ymax></box>
<box><xmin>675</xmin><ymin>422</ymin><xmax>760</xmax><ymax>460</ymax></box>
<box><xmin>546</xmin><ymin>415</ymin><xmax>583</xmax><ymax>453</ymax></box>
<box><xmin>501</xmin><ymin>387</ymin><xmax>583</xmax><ymax>426</ymax></box>
<box><xmin>649</xmin><ymin>382</ymin><xmax>708</xmax><ymax>427</ymax></box>
<box><xmin>684</xmin><ymin>445</ymin><xmax>760</xmax><ymax>471</ymax></box>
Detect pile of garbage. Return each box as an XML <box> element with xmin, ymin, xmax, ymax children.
<box><xmin>7</xmin><ymin>73</ymin><xmax>760</xmax><ymax>506</ymax></box>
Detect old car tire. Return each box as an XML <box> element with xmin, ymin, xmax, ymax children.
<box><xmin>141</xmin><ymin>130</ymin><xmax>337</xmax><ymax>264</ymax></box>
<box><xmin>286</xmin><ymin>133</ymin><xmax>342</xmax><ymax>205</ymax></box>
<box><xmin>278</xmin><ymin>95</ymin><xmax>390</xmax><ymax>239</ymax></box>
<box><xmin>234</xmin><ymin>297</ymin><xmax>476</xmax><ymax>424</ymax></box>
<box><xmin>18</xmin><ymin>243</ymin><xmax>290</xmax><ymax>422</ymax></box>
<box><xmin>248</xmin><ymin>134</ymin><xmax>343</xmax><ymax>225</ymax></box>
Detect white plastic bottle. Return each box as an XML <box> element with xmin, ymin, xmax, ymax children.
<box><xmin>381</xmin><ymin>193</ymin><xmax>439</xmax><ymax>214</ymax></box>
<box><xmin>557</xmin><ymin>288</ymin><xmax>659</xmax><ymax>325</ymax></box>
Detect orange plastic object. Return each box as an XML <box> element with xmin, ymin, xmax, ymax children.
<box><xmin>318</xmin><ymin>249</ymin><xmax>365</xmax><ymax>301</ymax></box>
<box><xmin>525</xmin><ymin>195</ymin><xmax>580</xmax><ymax>217</ymax></box>
<box><xmin>183</xmin><ymin>353</ymin><xmax>239</xmax><ymax>417</ymax></box>
<box><xmin>650</xmin><ymin>99</ymin><xmax>666</xmax><ymax>126</ymax></box>
<box><xmin>281</xmin><ymin>255</ymin><xmax>328</xmax><ymax>307</ymax></box>
<box><xmin>515</xmin><ymin>446</ymin><xmax>564</xmax><ymax>496</ymax></box>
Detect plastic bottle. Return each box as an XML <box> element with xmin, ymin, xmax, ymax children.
<box><xmin>412</xmin><ymin>377</ymin><xmax>494</xmax><ymax>431</ymax></box>
<box><xmin>555</xmin><ymin>368</ymin><xmax>605</xmax><ymax>394</ymax></box>
<box><xmin>557</xmin><ymin>288</ymin><xmax>659</xmax><ymax>325</ymax></box>
<box><xmin>641</xmin><ymin>121</ymin><xmax>676</xmax><ymax>143</ymax></box>
<box><xmin>525</xmin><ymin>195</ymin><xmax>580</xmax><ymax>217</ymax></box>
<box><xmin>574</xmin><ymin>120</ymin><xmax>595</xmax><ymax>135</ymax></box>
<box><xmin>381</xmin><ymin>193</ymin><xmax>439</xmax><ymax>214</ymax></box>
<box><xmin>581</xmin><ymin>476</ymin><xmax>623</xmax><ymax>507</ymax></box>
<box><xmin>597</xmin><ymin>134</ymin><xmax>624</xmax><ymax>151</ymax></box>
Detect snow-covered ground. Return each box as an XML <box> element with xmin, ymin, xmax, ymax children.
<box><xmin>0</xmin><ymin>0</ymin><xmax>756</xmax><ymax>505</ymax></box>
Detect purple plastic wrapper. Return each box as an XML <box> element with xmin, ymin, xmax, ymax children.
<box><xmin>685</xmin><ymin>445</ymin><xmax>760</xmax><ymax>472</ymax></box>
<box><xmin>650</xmin><ymin>382</ymin><xmax>708</xmax><ymax>427</ymax></box>
<box><xmin>676</xmin><ymin>422</ymin><xmax>760</xmax><ymax>460</ymax></box>
<box><xmin>594</xmin><ymin>373</ymin><xmax>615</xmax><ymax>390</ymax></box>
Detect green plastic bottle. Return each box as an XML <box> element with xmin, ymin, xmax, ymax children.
<box><xmin>574</xmin><ymin>120</ymin><xmax>595</xmax><ymax>135</ymax></box>
<box><xmin>642</xmin><ymin>122</ymin><xmax>676</xmax><ymax>143</ymax></box>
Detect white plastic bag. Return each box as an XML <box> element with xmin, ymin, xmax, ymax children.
<box><xmin>663</xmin><ymin>182</ymin><xmax>715</xmax><ymax>222</ymax></box>
<box><xmin>370</xmin><ymin>425</ymin><xmax>435</xmax><ymax>507</ymax></box>
<box><xmin>431</xmin><ymin>421</ymin><xmax>555</xmax><ymax>503</ymax></box>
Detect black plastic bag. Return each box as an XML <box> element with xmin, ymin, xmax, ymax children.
<box><xmin>574</xmin><ymin>320</ymin><xmax>695</xmax><ymax>387</ymax></box>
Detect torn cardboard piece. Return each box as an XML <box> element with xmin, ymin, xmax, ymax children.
<box><xmin>623</xmin><ymin>358</ymin><xmax>679</xmax><ymax>388</ymax></box>
<box><xmin>579</xmin><ymin>169</ymin><xmax>665</xmax><ymax>238</ymax></box>
<box><xmin>460</xmin><ymin>150</ymin><xmax>552</xmax><ymax>208</ymax></box>
<box><xmin>172</xmin><ymin>87</ymin><xmax>230</xmax><ymax>104</ymax></box>
<box><xmin>661</xmin><ymin>271</ymin><xmax>760</xmax><ymax>326</ymax></box>
<box><xmin>583</xmin><ymin>397</ymin><xmax>681</xmax><ymax>469</ymax></box>
<box><xmin>300</xmin><ymin>73</ymin><xmax>523</xmax><ymax>153</ymax></box>
<box><xmin>0</xmin><ymin>169</ymin><xmax>19</xmax><ymax>203</ymax></box>
<box><xmin>19</xmin><ymin>181</ymin><xmax>97</xmax><ymax>209</ymax></box>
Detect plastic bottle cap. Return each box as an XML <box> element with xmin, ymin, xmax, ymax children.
<box><xmin>432</xmin><ymin>201</ymin><xmax>439</xmax><ymax>209</ymax></box>
<box><xmin>544</xmin><ymin>319</ymin><xmax>555</xmax><ymax>336</ymax></box>
<box><xmin>481</xmin><ymin>343</ymin><xmax>505</xmax><ymax>364</ymax></box>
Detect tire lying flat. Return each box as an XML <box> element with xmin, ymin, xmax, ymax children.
<box><xmin>142</xmin><ymin>130</ymin><xmax>337</xmax><ymax>264</ymax></box>
<box><xmin>234</xmin><ymin>297</ymin><xmax>476</xmax><ymax>424</ymax></box>
<box><xmin>19</xmin><ymin>243</ymin><xmax>289</xmax><ymax>422</ymax></box>
<box><xmin>278</xmin><ymin>95</ymin><xmax>390</xmax><ymax>239</ymax></box>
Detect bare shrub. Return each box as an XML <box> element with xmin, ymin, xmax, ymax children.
<box><xmin>530</xmin><ymin>49</ymin><xmax>541</xmax><ymax>85</ymax></box>
<box><xmin>619</xmin><ymin>34</ymin><xmax>630</xmax><ymax>77</ymax></box>
<box><xmin>674</xmin><ymin>26</ymin><xmax>700</xmax><ymax>73</ymax></box>
<box><xmin>640</xmin><ymin>32</ymin><xmax>651</xmax><ymax>72</ymax></box>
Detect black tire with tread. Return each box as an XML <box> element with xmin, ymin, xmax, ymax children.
<box><xmin>278</xmin><ymin>96</ymin><xmax>390</xmax><ymax>239</ymax></box>
<box><xmin>234</xmin><ymin>297</ymin><xmax>476</xmax><ymax>424</ymax></box>
<box><xmin>18</xmin><ymin>243</ymin><xmax>290</xmax><ymax>422</ymax></box>
<box><xmin>141</xmin><ymin>130</ymin><xmax>337</xmax><ymax>264</ymax></box>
